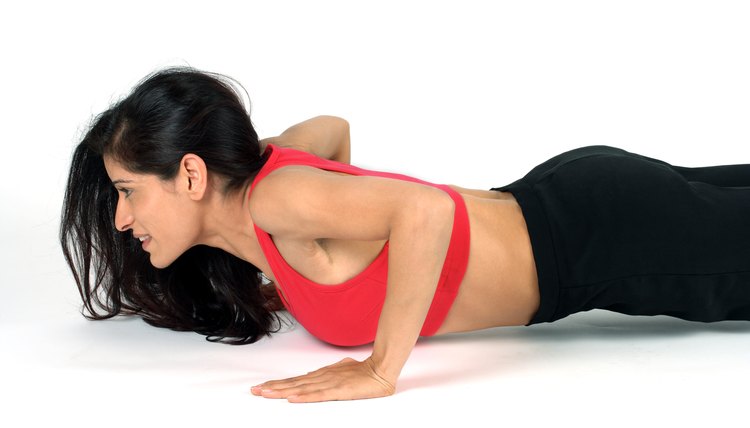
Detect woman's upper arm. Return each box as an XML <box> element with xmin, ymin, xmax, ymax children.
<box><xmin>263</xmin><ymin>116</ymin><xmax>351</xmax><ymax>163</ymax></box>
<box><xmin>249</xmin><ymin>166</ymin><xmax>453</xmax><ymax>241</ymax></box>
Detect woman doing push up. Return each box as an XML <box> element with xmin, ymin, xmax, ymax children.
<box><xmin>60</xmin><ymin>67</ymin><xmax>750</xmax><ymax>403</ymax></box>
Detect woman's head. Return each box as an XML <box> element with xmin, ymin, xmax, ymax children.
<box><xmin>91</xmin><ymin>67</ymin><xmax>270</xmax><ymax>265</ymax></box>
<box><xmin>98</xmin><ymin>66</ymin><xmax>264</xmax><ymax>193</ymax></box>
<box><xmin>103</xmin><ymin>153</ymin><xmax>205</xmax><ymax>268</ymax></box>
<box><xmin>61</xmin><ymin>66</ymin><xmax>278</xmax><ymax>344</ymax></box>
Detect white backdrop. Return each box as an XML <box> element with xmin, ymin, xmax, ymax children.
<box><xmin>1</xmin><ymin>1</ymin><xmax>749</xmax><ymax>426</ymax></box>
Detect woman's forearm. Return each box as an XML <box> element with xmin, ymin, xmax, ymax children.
<box><xmin>369</xmin><ymin>189</ymin><xmax>455</xmax><ymax>383</ymax></box>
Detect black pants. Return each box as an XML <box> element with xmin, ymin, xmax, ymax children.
<box><xmin>492</xmin><ymin>145</ymin><xmax>750</xmax><ymax>325</ymax></box>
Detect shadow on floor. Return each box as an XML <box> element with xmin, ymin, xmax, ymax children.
<box><xmin>397</xmin><ymin>311</ymin><xmax>750</xmax><ymax>392</ymax></box>
<box><xmin>426</xmin><ymin>310</ymin><xmax>750</xmax><ymax>345</ymax></box>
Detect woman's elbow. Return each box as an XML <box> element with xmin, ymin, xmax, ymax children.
<box><xmin>411</xmin><ymin>188</ymin><xmax>455</xmax><ymax>232</ymax></box>
<box><xmin>329</xmin><ymin>116</ymin><xmax>350</xmax><ymax>163</ymax></box>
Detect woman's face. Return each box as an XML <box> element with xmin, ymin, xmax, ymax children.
<box><xmin>103</xmin><ymin>156</ymin><xmax>201</xmax><ymax>268</ymax></box>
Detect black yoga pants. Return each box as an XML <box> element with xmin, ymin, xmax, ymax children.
<box><xmin>492</xmin><ymin>145</ymin><xmax>750</xmax><ymax>325</ymax></box>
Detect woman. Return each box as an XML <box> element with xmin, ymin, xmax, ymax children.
<box><xmin>60</xmin><ymin>66</ymin><xmax>750</xmax><ymax>403</ymax></box>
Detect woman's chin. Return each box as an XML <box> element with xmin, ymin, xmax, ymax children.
<box><xmin>148</xmin><ymin>253</ymin><xmax>173</xmax><ymax>269</ymax></box>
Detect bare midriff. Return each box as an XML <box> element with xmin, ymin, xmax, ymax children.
<box><xmin>433</xmin><ymin>186</ymin><xmax>540</xmax><ymax>334</ymax></box>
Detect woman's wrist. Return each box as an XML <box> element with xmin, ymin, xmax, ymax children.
<box><xmin>368</xmin><ymin>346</ymin><xmax>408</xmax><ymax>384</ymax></box>
<box><xmin>364</xmin><ymin>355</ymin><xmax>398</xmax><ymax>393</ymax></box>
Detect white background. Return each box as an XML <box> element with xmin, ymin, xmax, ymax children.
<box><xmin>1</xmin><ymin>1</ymin><xmax>749</xmax><ymax>426</ymax></box>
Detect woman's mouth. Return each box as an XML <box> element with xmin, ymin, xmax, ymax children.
<box><xmin>138</xmin><ymin>235</ymin><xmax>151</xmax><ymax>249</ymax></box>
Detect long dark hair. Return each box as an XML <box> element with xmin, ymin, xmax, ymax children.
<box><xmin>60</xmin><ymin>66</ymin><xmax>281</xmax><ymax>344</ymax></box>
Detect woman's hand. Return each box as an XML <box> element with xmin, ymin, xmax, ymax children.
<box><xmin>250</xmin><ymin>356</ymin><xmax>396</xmax><ymax>403</ymax></box>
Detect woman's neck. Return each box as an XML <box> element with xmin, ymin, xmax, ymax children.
<box><xmin>194</xmin><ymin>182</ymin><xmax>268</xmax><ymax>271</ymax></box>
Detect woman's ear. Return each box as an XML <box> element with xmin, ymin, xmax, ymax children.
<box><xmin>180</xmin><ymin>153</ymin><xmax>208</xmax><ymax>200</ymax></box>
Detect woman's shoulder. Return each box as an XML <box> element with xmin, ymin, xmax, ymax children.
<box><xmin>259</xmin><ymin>115</ymin><xmax>351</xmax><ymax>164</ymax></box>
<box><xmin>247</xmin><ymin>163</ymin><xmax>339</xmax><ymax>235</ymax></box>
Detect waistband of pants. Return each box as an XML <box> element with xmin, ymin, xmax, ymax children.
<box><xmin>492</xmin><ymin>179</ymin><xmax>560</xmax><ymax>325</ymax></box>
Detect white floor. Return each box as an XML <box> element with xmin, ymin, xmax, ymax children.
<box><xmin>3</xmin><ymin>262</ymin><xmax>749</xmax><ymax>427</ymax></box>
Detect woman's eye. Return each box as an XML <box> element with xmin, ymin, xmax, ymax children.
<box><xmin>118</xmin><ymin>188</ymin><xmax>132</xmax><ymax>198</ymax></box>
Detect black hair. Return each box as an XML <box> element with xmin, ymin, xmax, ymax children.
<box><xmin>60</xmin><ymin>66</ymin><xmax>281</xmax><ymax>344</ymax></box>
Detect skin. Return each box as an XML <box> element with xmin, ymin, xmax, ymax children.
<box><xmin>104</xmin><ymin>115</ymin><xmax>540</xmax><ymax>403</ymax></box>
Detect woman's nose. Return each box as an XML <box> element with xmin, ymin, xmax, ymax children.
<box><xmin>114</xmin><ymin>199</ymin><xmax>134</xmax><ymax>232</ymax></box>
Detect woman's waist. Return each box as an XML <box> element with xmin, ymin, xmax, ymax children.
<box><xmin>436</xmin><ymin>197</ymin><xmax>540</xmax><ymax>333</ymax></box>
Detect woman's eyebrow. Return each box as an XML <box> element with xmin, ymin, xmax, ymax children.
<box><xmin>112</xmin><ymin>179</ymin><xmax>134</xmax><ymax>185</ymax></box>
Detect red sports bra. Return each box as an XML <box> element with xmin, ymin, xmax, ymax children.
<box><xmin>249</xmin><ymin>144</ymin><xmax>470</xmax><ymax>346</ymax></box>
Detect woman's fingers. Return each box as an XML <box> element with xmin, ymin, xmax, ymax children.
<box><xmin>250</xmin><ymin>361</ymin><xmax>343</xmax><ymax>397</ymax></box>
<box><xmin>250</xmin><ymin>357</ymin><xmax>395</xmax><ymax>402</ymax></box>
<box><xmin>254</xmin><ymin>357</ymin><xmax>358</xmax><ymax>387</ymax></box>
